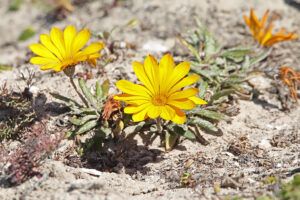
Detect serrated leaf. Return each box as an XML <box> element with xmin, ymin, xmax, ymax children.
<box><xmin>18</xmin><ymin>27</ymin><xmax>35</xmax><ymax>41</ymax></box>
<box><xmin>165</xmin><ymin>131</ymin><xmax>179</xmax><ymax>151</ymax></box>
<box><xmin>191</xmin><ymin>118</ymin><xmax>218</xmax><ymax>132</ymax></box>
<box><xmin>210</xmin><ymin>89</ymin><xmax>235</xmax><ymax>103</ymax></box>
<box><xmin>70</xmin><ymin>115</ymin><xmax>98</xmax><ymax>126</ymax></box>
<box><xmin>75</xmin><ymin>119</ymin><xmax>98</xmax><ymax>135</ymax></box>
<box><xmin>78</xmin><ymin>78</ymin><xmax>97</xmax><ymax>109</ymax></box>
<box><xmin>101</xmin><ymin>79</ymin><xmax>110</xmax><ymax>98</ymax></box>
<box><xmin>50</xmin><ymin>92</ymin><xmax>81</xmax><ymax>107</ymax></box>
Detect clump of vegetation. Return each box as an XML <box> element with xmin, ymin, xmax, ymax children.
<box><xmin>277</xmin><ymin>175</ymin><xmax>300</xmax><ymax>200</ymax></box>
<box><xmin>52</xmin><ymin>78</ymin><xmax>123</xmax><ymax>154</ymax></box>
<box><xmin>0</xmin><ymin>121</ymin><xmax>63</xmax><ymax>186</ymax></box>
<box><xmin>170</xmin><ymin>17</ymin><xmax>269</xmax><ymax>146</ymax></box>
<box><xmin>0</xmin><ymin>83</ymin><xmax>36</xmax><ymax>141</ymax></box>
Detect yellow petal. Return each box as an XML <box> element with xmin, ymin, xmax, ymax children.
<box><xmin>64</xmin><ymin>25</ymin><xmax>77</xmax><ymax>58</ymax></box>
<box><xmin>88</xmin><ymin>53</ymin><xmax>102</xmax><ymax>59</ymax></box>
<box><xmin>40</xmin><ymin>34</ymin><xmax>63</xmax><ymax>61</ymax></box>
<box><xmin>124</xmin><ymin>103</ymin><xmax>150</xmax><ymax>114</ymax></box>
<box><xmin>170</xmin><ymin>106</ymin><xmax>186</xmax><ymax>124</ymax></box>
<box><xmin>30</xmin><ymin>56</ymin><xmax>58</xmax><ymax>65</ymax></box>
<box><xmin>167</xmin><ymin>62</ymin><xmax>190</xmax><ymax>90</ymax></box>
<box><xmin>40</xmin><ymin>62</ymin><xmax>61</xmax><ymax>71</ymax></box>
<box><xmin>147</xmin><ymin>105</ymin><xmax>162</xmax><ymax>119</ymax></box>
<box><xmin>169</xmin><ymin>75</ymin><xmax>199</xmax><ymax>94</ymax></box>
<box><xmin>244</xmin><ymin>16</ymin><xmax>251</xmax><ymax>28</ymax></box>
<box><xmin>160</xmin><ymin>105</ymin><xmax>175</xmax><ymax>121</ymax></box>
<box><xmin>168</xmin><ymin>99</ymin><xmax>195</xmax><ymax>110</ymax></box>
<box><xmin>169</xmin><ymin>88</ymin><xmax>199</xmax><ymax>100</ymax></box>
<box><xmin>114</xmin><ymin>93</ymin><xmax>149</xmax><ymax>102</ymax></box>
<box><xmin>29</xmin><ymin>43</ymin><xmax>58</xmax><ymax>60</ymax></box>
<box><xmin>52</xmin><ymin>63</ymin><xmax>65</xmax><ymax>72</ymax></box>
<box><xmin>132</xmin><ymin>61</ymin><xmax>156</xmax><ymax>95</ymax></box>
<box><xmin>88</xmin><ymin>59</ymin><xmax>97</xmax><ymax>66</ymax></box>
<box><xmin>159</xmin><ymin>54</ymin><xmax>175</xmax><ymax>93</ymax></box>
<box><xmin>116</xmin><ymin>80</ymin><xmax>151</xmax><ymax>97</ymax></box>
<box><xmin>50</xmin><ymin>27</ymin><xmax>66</xmax><ymax>58</ymax></box>
<box><xmin>189</xmin><ymin>96</ymin><xmax>207</xmax><ymax>105</ymax></box>
<box><xmin>72</xmin><ymin>29</ymin><xmax>90</xmax><ymax>56</ymax></box>
<box><xmin>144</xmin><ymin>55</ymin><xmax>159</xmax><ymax>94</ymax></box>
<box><xmin>132</xmin><ymin>107</ymin><xmax>149</xmax><ymax>122</ymax></box>
<box><xmin>80</xmin><ymin>42</ymin><xmax>104</xmax><ymax>56</ymax></box>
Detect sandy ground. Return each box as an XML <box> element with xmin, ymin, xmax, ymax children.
<box><xmin>0</xmin><ymin>0</ymin><xmax>300</xmax><ymax>199</ymax></box>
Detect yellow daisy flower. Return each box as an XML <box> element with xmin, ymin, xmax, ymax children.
<box><xmin>29</xmin><ymin>25</ymin><xmax>104</xmax><ymax>72</ymax></box>
<box><xmin>114</xmin><ymin>54</ymin><xmax>207</xmax><ymax>124</ymax></box>
<box><xmin>244</xmin><ymin>9</ymin><xmax>298</xmax><ymax>47</ymax></box>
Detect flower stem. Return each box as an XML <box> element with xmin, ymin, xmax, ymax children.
<box><xmin>69</xmin><ymin>76</ymin><xmax>89</xmax><ymax>107</ymax></box>
<box><xmin>156</xmin><ymin>117</ymin><xmax>162</xmax><ymax>134</ymax></box>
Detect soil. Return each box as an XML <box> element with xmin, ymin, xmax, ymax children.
<box><xmin>0</xmin><ymin>0</ymin><xmax>300</xmax><ymax>199</ymax></box>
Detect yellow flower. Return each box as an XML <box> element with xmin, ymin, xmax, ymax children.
<box><xmin>29</xmin><ymin>25</ymin><xmax>104</xmax><ymax>72</ymax></box>
<box><xmin>244</xmin><ymin>8</ymin><xmax>298</xmax><ymax>47</ymax></box>
<box><xmin>114</xmin><ymin>54</ymin><xmax>207</xmax><ymax>124</ymax></box>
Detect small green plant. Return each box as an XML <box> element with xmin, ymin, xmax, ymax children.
<box><xmin>18</xmin><ymin>27</ymin><xmax>35</xmax><ymax>41</ymax></box>
<box><xmin>170</xmin><ymin>16</ymin><xmax>271</xmax><ymax>145</ymax></box>
<box><xmin>277</xmin><ymin>175</ymin><xmax>300</xmax><ymax>200</ymax></box>
<box><xmin>51</xmin><ymin>78</ymin><xmax>119</xmax><ymax>140</ymax></box>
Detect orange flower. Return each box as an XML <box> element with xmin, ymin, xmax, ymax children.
<box><xmin>280</xmin><ymin>67</ymin><xmax>300</xmax><ymax>103</ymax></box>
<box><xmin>244</xmin><ymin>9</ymin><xmax>298</xmax><ymax>46</ymax></box>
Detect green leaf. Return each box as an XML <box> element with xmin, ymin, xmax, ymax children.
<box><xmin>70</xmin><ymin>115</ymin><xmax>98</xmax><ymax>126</ymax></box>
<box><xmin>210</xmin><ymin>89</ymin><xmax>235</xmax><ymax>103</ymax></box>
<box><xmin>50</xmin><ymin>92</ymin><xmax>81</xmax><ymax>107</ymax></box>
<box><xmin>124</xmin><ymin>19</ymin><xmax>139</xmax><ymax>28</ymax></box>
<box><xmin>8</xmin><ymin>0</ymin><xmax>24</xmax><ymax>11</ymax></box>
<box><xmin>95</xmin><ymin>81</ymin><xmax>103</xmax><ymax>101</ymax></box>
<box><xmin>18</xmin><ymin>27</ymin><xmax>35</xmax><ymax>41</ymax></box>
<box><xmin>64</xmin><ymin>131</ymin><xmax>73</xmax><ymax>139</ymax></box>
<box><xmin>191</xmin><ymin>63</ymin><xmax>213</xmax><ymax>81</ymax></box>
<box><xmin>189</xmin><ymin>108</ymin><xmax>228</xmax><ymax>121</ymax></box>
<box><xmin>0</xmin><ymin>64</ymin><xmax>12</xmax><ymax>71</ymax></box>
<box><xmin>182</xmin><ymin>130</ymin><xmax>196</xmax><ymax>139</ymax></box>
<box><xmin>194</xmin><ymin>16</ymin><xmax>220</xmax><ymax>60</ymax></box>
<box><xmin>125</xmin><ymin>121</ymin><xmax>146</xmax><ymax>134</ymax></box>
<box><xmin>223</xmin><ymin>74</ymin><xmax>246</xmax><ymax>84</ymax></box>
<box><xmin>78</xmin><ymin>78</ymin><xmax>97</xmax><ymax>109</ymax></box>
<box><xmin>75</xmin><ymin>119</ymin><xmax>98</xmax><ymax>135</ymax></box>
<box><xmin>165</xmin><ymin>131</ymin><xmax>179</xmax><ymax>151</ymax></box>
<box><xmin>198</xmin><ymin>81</ymin><xmax>208</xmax><ymax>99</ymax></box>
<box><xmin>249</xmin><ymin>49</ymin><xmax>271</xmax><ymax>66</ymax></box>
<box><xmin>191</xmin><ymin>118</ymin><xmax>218</xmax><ymax>132</ymax></box>
<box><xmin>101</xmin><ymin>79</ymin><xmax>110</xmax><ymax>98</ymax></box>
<box><xmin>221</xmin><ymin>47</ymin><xmax>252</xmax><ymax>57</ymax></box>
